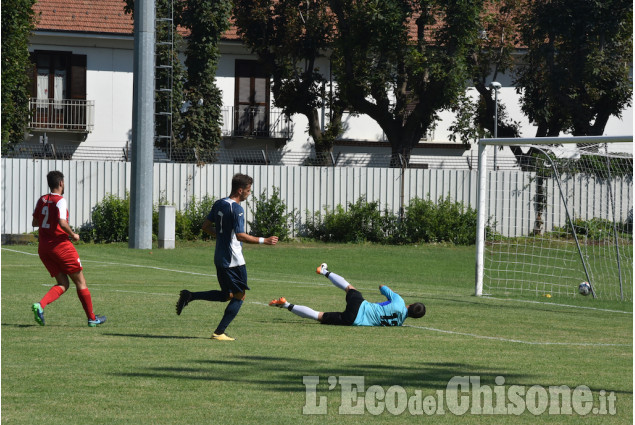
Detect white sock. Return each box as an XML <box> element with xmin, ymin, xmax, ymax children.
<box><xmin>328</xmin><ymin>272</ymin><xmax>350</xmax><ymax>291</ymax></box>
<box><xmin>290</xmin><ymin>305</ymin><xmax>319</xmax><ymax>321</ymax></box>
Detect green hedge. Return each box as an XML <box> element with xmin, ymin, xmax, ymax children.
<box><xmin>81</xmin><ymin>191</ymin><xmax>481</xmax><ymax>245</ymax></box>
<box><xmin>305</xmin><ymin>195</ymin><xmax>479</xmax><ymax>245</ymax></box>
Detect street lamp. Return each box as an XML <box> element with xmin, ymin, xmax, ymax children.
<box><xmin>489</xmin><ymin>81</ymin><xmax>501</xmax><ymax>170</ymax></box>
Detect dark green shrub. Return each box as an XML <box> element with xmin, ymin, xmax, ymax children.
<box><xmin>91</xmin><ymin>193</ymin><xmax>129</xmax><ymax>243</ymax></box>
<box><xmin>248</xmin><ymin>187</ymin><xmax>294</xmax><ymax>241</ymax></box>
<box><xmin>305</xmin><ymin>197</ymin><xmax>387</xmax><ymax>243</ymax></box>
<box><xmin>403</xmin><ymin>196</ymin><xmax>478</xmax><ymax>245</ymax></box>
<box><xmin>306</xmin><ymin>195</ymin><xmax>479</xmax><ymax>245</ymax></box>
<box><xmin>77</xmin><ymin>222</ymin><xmax>95</xmax><ymax>242</ymax></box>
<box><xmin>183</xmin><ymin>195</ymin><xmax>215</xmax><ymax>240</ymax></box>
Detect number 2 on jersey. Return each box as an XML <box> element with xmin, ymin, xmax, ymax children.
<box><xmin>41</xmin><ymin>206</ymin><xmax>51</xmax><ymax>229</ymax></box>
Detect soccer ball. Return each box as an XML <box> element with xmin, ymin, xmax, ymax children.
<box><xmin>578</xmin><ymin>281</ymin><xmax>591</xmax><ymax>296</ymax></box>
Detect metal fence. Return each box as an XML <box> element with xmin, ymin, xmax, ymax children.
<box><xmin>2</xmin><ymin>157</ymin><xmax>631</xmax><ymax>238</ymax></box>
<box><xmin>2</xmin><ymin>158</ymin><xmax>478</xmax><ymax>236</ymax></box>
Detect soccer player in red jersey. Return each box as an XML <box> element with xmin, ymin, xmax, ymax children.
<box><xmin>31</xmin><ymin>170</ymin><xmax>106</xmax><ymax>327</ymax></box>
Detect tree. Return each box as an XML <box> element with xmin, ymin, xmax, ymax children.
<box><xmin>1</xmin><ymin>0</ymin><xmax>36</xmax><ymax>150</ymax></box>
<box><xmin>515</xmin><ymin>0</ymin><xmax>632</xmax><ymax>137</ymax></box>
<box><xmin>330</xmin><ymin>0</ymin><xmax>483</xmax><ymax>165</ymax></box>
<box><xmin>178</xmin><ymin>0</ymin><xmax>232</xmax><ymax>162</ymax></box>
<box><xmin>124</xmin><ymin>0</ymin><xmax>230</xmax><ymax>162</ymax></box>
<box><xmin>468</xmin><ymin>0</ymin><xmax>521</xmax><ymax>139</ymax></box>
<box><xmin>233</xmin><ymin>0</ymin><xmax>346</xmax><ymax>162</ymax></box>
<box><xmin>448</xmin><ymin>0</ymin><xmax>521</xmax><ymax>160</ymax></box>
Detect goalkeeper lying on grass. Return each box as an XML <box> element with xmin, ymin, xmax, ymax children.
<box><xmin>269</xmin><ymin>263</ymin><xmax>426</xmax><ymax>326</ymax></box>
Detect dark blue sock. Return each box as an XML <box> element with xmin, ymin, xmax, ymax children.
<box><xmin>214</xmin><ymin>299</ymin><xmax>243</xmax><ymax>335</ymax></box>
<box><xmin>191</xmin><ymin>290</ymin><xmax>227</xmax><ymax>302</ymax></box>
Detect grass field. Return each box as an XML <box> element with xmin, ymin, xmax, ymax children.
<box><xmin>2</xmin><ymin>241</ymin><xmax>632</xmax><ymax>424</ymax></box>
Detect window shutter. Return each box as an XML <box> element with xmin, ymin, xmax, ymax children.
<box><xmin>70</xmin><ymin>54</ymin><xmax>87</xmax><ymax>100</ymax></box>
<box><xmin>28</xmin><ymin>52</ymin><xmax>37</xmax><ymax>97</ymax></box>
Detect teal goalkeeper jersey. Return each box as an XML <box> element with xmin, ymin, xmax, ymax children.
<box><xmin>352</xmin><ymin>286</ymin><xmax>408</xmax><ymax>326</ymax></box>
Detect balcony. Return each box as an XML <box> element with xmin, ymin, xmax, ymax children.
<box><xmin>220</xmin><ymin>106</ymin><xmax>291</xmax><ymax>140</ymax></box>
<box><xmin>28</xmin><ymin>98</ymin><xmax>95</xmax><ymax>133</ymax></box>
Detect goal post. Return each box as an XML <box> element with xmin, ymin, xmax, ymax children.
<box><xmin>475</xmin><ymin>135</ymin><xmax>633</xmax><ymax>300</ymax></box>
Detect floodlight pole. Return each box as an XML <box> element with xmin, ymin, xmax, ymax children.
<box><xmin>129</xmin><ymin>0</ymin><xmax>155</xmax><ymax>249</ymax></box>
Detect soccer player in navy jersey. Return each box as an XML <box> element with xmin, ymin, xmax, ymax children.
<box><xmin>269</xmin><ymin>263</ymin><xmax>426</xmax><ymax>326</ymax></box>
<box><xmin>176</xmin><ymin>173</ymin><xmax>278</xmax><ymax>340</ymax></box>
<box><xmin>31</xmin><ymin>170</ymin><xmax>106</xmax><ymax>327</ymax></box>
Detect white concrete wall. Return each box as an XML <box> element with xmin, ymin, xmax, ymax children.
<box><xmin>28</xmin><ymin>34</ymin><xmax>633</xmax><ymax>155</ymax></box>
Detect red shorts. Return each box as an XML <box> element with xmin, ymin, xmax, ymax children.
<box><xmin>39</xmin><ymin>241</ymin><xmax>83</xmax><ymax>277</ymax></box>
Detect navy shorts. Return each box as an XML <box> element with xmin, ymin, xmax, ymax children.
<box><xmin>320</xmin><ymin>289</ymin><xmax>365</xmax><ymax>326</ymax></box>
<box><xmin>216</xmin><ymin>265</ymin><xmax>249</xmax><ymax>295</ymax></box>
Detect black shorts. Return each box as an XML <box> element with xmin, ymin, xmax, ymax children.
<box><xmin>216</xmin><ymin>265</ymin><xmax>249</xmax><ymax>295</ymax></box>
<box><xmin>320</xmin><ymin>289</ymin><xmax>365</xmax><ymax>326</ymax></box>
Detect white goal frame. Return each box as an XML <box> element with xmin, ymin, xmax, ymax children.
<box><xmin>475</xmin><ymin>135</ymin><xmax>633</xmax><ymax>298</ymax></box>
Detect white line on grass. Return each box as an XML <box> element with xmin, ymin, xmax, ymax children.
<box><xmin>482</xmin><ymin>296</ymin><xmax>632</xmax><ymax>315</ymax></box>
<box><xmin>7</xmin><ymin>247</ymin><xmax>631</xmax><ymax>347</ymax></box>
<box><xmin>404</xmin><ymin>325</ymin><xmax>632</xmax><ymax>347</ymax></box>
<box><xmin>35</xmin><ymin>279</ymin><xmax>631</xmax><ymax>348</ymax></box>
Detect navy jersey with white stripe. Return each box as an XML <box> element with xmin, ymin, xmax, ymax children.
<box><xmin>207</xmin><ymin>198</ymin><xmax>246</xmax><ymax>268</ymax></box>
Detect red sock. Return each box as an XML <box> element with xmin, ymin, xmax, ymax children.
<box><xmin>40</xmin><ymin>285</ymin><xmax>65</xmax><ymax>308</ymax></box>
<box><xmin>77</xmin><ymin>288</ymin><xmax>96</xmax><ymax>321</ymax></box>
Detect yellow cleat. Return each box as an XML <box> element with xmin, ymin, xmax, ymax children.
<box><xmin>211</xmin><ymin>333</ymin><xmax>235</xmax><ymax>341</ymax></box>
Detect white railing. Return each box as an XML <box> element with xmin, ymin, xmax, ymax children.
<box><xmin>220</xmin><ymin>106</ymin><xmax>291</xmax><ymax>139</ymax></box>
<box><xmin>28</xmin><ymin>98</ymin><xmax>95</xmax><ymax>132</ymax></box>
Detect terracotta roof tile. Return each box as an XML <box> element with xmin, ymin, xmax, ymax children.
<box><xmin>33</xmin><ymin>0</ymin><xmax>240</xmax><ymax>39</ymax></box>
<box><xmin>34</xmin><ymin>0</ymin><xmax>133</xmax><ymax>35</ymax></box>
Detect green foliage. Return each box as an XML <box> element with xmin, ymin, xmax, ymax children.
<box><xmin>90</xmin><ymin>194</ymin><xmax>130</xmax><ymax>243</ymax></box>
<box><xmin>183</xmin><ymin>195</ymin><xmax>216</xmax><ymax>240</ymax></box>
<box><xmin>124</xmin><ymin>0</ymin><xmax>229</xmax><ymax>161</ymax></box>
<box><xmin>1</xmin><ymin>0</ymin><xmax>36</xmax><ymax>149</ymax></box>
<box><xmin>80</xmin><ymin>191</ymin><xmax>479</xmax><ymax>245</ymax></box>
<box><xmin>515</xmin><ymin>0</ymin><xmax>633</xmax><ymax>136</ymax></box>
<box><xmin>248</xmin><ymin>187</ymin><xmax>295</xmax><ymax>241</ymax></box>
<box><xmin>306</xmin><ymin>197</ymin><xmax>385</xmax><ymax>243</ymax></box>
<box><xmin>234</xmin><ymin>0</ymin><xmax>345</xmax><ymax>156</ymax></box>
<box><xmin>305</xmin><ymin>196</ymin><xmax>479</xmax><ymax>245</ymax></box>
<box><xmin>404</xmin><ymin>196</ymin><xmax>479</xmax><ymax>245</ymax></box>
<box><xmin>330</xmin><ymin>0</ymin><xmax>484</xmax><ymax>159</ymax></box>
<box><xmin>178</xmin><ymin>0</ymin><xmax>232</xmax><ymax>162</ymax></box>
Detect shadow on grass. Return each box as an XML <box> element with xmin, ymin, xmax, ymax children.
<box><xmin>2</xmin><ymin>322</ymin><xmax>44</xmax><ymax>328</ymax></box>
<box><xmin>111</xmin><ymin>354</ymin><xmax>536</xmax><ymax>393</ymax></box>
<box><xmin>104</xmin><ymin>332</ymin><xmax>205</xmax><ymax>340</ymax></box>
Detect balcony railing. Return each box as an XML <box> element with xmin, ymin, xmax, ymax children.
<box><xmin>220</xmin><ymin>106</ymin><xmax>291</xmax><ymax>139</ymax></box>
<box><xmin>29</xmin><ymin>98</ymin><xmax>95</xmax><ymax>133</ymax></box>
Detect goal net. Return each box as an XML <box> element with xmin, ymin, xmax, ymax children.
<box><xmin>475</xmin><ymin>136</ymin><xmax>633</xmax><ymax>301</ymax></box>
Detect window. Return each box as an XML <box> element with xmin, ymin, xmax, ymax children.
<box><xmin>234</xmin><ymin>60</ymin><xmax>270</xmax><ymax>137</ymax></box>
<box><xmin>29</xmin><ymin>51</ymin><xmax>87</xmax><ymax>130</ymax></box>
